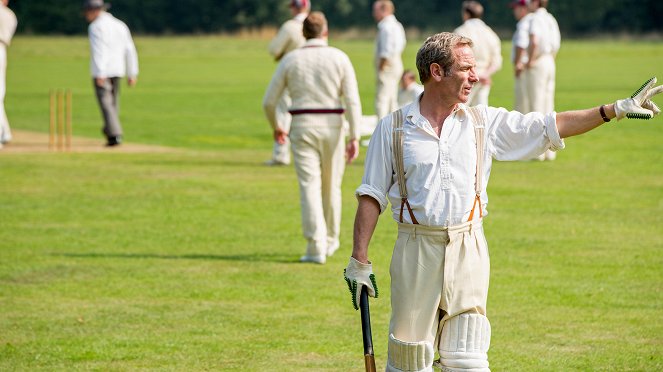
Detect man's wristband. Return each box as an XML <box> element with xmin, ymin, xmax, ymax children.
<box><xmin>599</xmin><ymin>105</ymin><xmax>611</xmax><ymax>123</ymax></box>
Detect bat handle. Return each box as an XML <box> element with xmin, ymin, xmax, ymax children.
<box><xmin>360</xmin><ymin>286</ymin><xmax>376</xmax><ymax>371</ymax></box>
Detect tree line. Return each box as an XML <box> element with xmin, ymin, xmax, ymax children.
<box><xmin>11</xmin><ymin>0</ymin><xmax>662</xmax><ymax>37</ymax></box>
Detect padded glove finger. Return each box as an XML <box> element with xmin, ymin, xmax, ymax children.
<box><xmin>343</xmin><ymin>257</ymin><xmax>378</xmax><ymax>310</ymax></box>
<box><xmin>642</xmin><ymin>99</ymin><xmax>661</xmax><ymax>116</ymax></box>
<box><xmin>614</xmin><ymin>77</ymin><xmax>662</xmax><ymax>120</ymax></box>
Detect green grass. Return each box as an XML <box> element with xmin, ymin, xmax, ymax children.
<box><xmin>1</xmin><ymin>36</ymin><xmax>662</xmax><ymax>371</ymax></box>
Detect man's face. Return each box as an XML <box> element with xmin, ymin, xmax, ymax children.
<box><xmin>440</xmin><ymin>45</ymin><xmax>478</xmax><ymax>104</ymax></box>
<box><xmin>512</xmin><ymin>5</ymin><xmax>527</xmax><ymax>20</ymax></box>
<box><xmin>372</xmin><ymin>3</ymin><xmax>384</xmax><ymax>22</ymax></box>
<box><xmin>84</xmin><ymin>8</ymin><xmax>100</xmax><ymax>23</ymax></box>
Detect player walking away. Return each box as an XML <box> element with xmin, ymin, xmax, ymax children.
<box><xmin>263</xmin><ymin>12</ymin><xmax>362</xmax><ymax>264</ymax></box>
<box><xmin>265</xmin><ymin>0</ymin><xmax>310</xmax><ymax>166</ymax></box>
<box><xmin>344</xmin><ymin>32</ymin><xmax>662</xmax><ymax>372</ymax></box>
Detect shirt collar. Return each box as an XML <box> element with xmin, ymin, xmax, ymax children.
<box><xmin>303</xmin><ymin>38</ymin><xmax>328</xmax><ymax>47</ymax></box>
<box><xmin>403</xmin><ymin>95</ymin><xmax>468</xmax><ymax>129</ymax></box>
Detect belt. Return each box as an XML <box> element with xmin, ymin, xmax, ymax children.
<box><xmin>288</xmin><ymin>108</ymin><xmax>345</xmax><ymax>115</ymax></box>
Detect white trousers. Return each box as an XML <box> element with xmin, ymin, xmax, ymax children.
<box><xmin>272</xmin><ymin>89</ymin><xmax>292</xmax><ymax>164</ymax></box>
<box><xmin>514</xmin><ymin>74</ymin><xmax>530</xmax><ymax>114</ymax></box>
<box><xmin>525</xmin><ymin>54</ymin><xmax>556</xmax><ymax>114</ymax></box>
<box><xmin>375</xmin><ymin>58</ymin><xmax>403</xmax><ymax>121</ymax></box>
<box><xmin>389</xmin><ymin>221</ymin><xmax>490</xmax><ymax>359</ymax></box>
<box><xmin>289</xmin><ymin>115</ymin><xmax>346</xmax><ymax>257</ymax></box>
<box><xmin>0</xmin><ymin>44</ymin><xmax>11</xmax><ymax>144</ymax></box>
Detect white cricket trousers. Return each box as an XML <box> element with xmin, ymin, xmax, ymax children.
<box><xmin>375</xmin><ymin>58</ymin><xmax>403</xmax><ymax>121</ymax></box>
<box><xmin>514</xmin><ymin>74</ymin><xmax>530</xmax><ymax>114</ymax></box>
<box><xmin>289</xmin><ymin>114</ymin><xmax>346</xmax><ymax>257</ymax></box>
<box><xmin>0</xmin><ymin>44</ymin><xmax>11</xmax><ymax>144</ymax></box>
<box><xmin>525</xmin><ymin>54</ymin><xmax>556</xmax><ymax>114</ymax></box>
<box><xmin>389</xmin><ymin>220</ymin><xmax>490</xmax><ymax>350</ymax></box>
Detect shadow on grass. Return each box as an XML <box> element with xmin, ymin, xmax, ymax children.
<box><xmin>54</xmin><ymin>252</ymin><xmax>300</xmax><ymax>264</ymax></box>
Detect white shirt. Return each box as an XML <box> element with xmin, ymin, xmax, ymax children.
<box><xmin>398</xmin><ymin>82</ymin><xmax>423</xmax><ymax>108</ymax></box>
<box><xmin>88</xmin><ymin>12</ymin><xmax>139</xmax><ymax>78</ymax></box>
<box><xmin>268</xmin><ymin>13</ymin><xmax>307</xmax><ymax>61</ymax></box>
<box><xmin>530</xmin><ymin>8</ymin><xmax>561</xmax><ymax>56</ymax></box>
<box><xmin>0</xmin><ymin>3</ymin><xmax>17</xmax><ymax>47</ymax></box>
<box><xmin>375</xmin><ymin>15</ymin><xmax>406</xmax><ymax>64</ymax></box>
<box><xmin>454</xmin><ymin>18</ymin><xmax>502</xmax><ymax>76</ymax></box>
<box><xmin>511</xmin><ymin>13</ymin><xmax>533</xmax><ymax>64</ymax></box>
<box><xmin>356</xmin><ymin>98</ymin><xmax>564</xmax><ymax>227</ymax></box>
<box><xmin>262</xmin><ymin>38</ymin><xmax>362</xmax><ymax>140</ymax></box>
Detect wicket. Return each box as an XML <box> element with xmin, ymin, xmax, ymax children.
<box><xmin>49</xmin><ymin>89</ymin><xmax>73</xmax><ymax>152</ymax></box>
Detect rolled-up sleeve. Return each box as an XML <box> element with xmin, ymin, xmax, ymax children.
<box><xmin>355</xmin><ymin>118</ymin><xmax>394</xmax><ymax>213</ymax></box>
<box><xmin>488</xmin><ymin>107</ymin><xmax>565</xmax><ymax>161</ymax></box>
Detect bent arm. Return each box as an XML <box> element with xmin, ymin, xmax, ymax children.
<box><xmin>352</xmin><ymin>196</ymin><xmax>381</xmax><ymax>264</ymax></box>
<box><xmin>556</xmin><ymin>104</ymin><xmax>616</xmax><ymax>139</ymax></box>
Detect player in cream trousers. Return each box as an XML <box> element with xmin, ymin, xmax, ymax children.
<box><xmin>344</xmin><ymin>32</ymin><xmax>663</xmax><ymax>372</ymax></box>
<box><xmin>263</xmin><ymin>12</ymin><xmax>362</xmax><ymax>264</ymax></box>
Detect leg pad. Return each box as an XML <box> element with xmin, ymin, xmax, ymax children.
<box><xmin>438</xmin><ymin>313</ymin><xmax>491</xmax><ymax>371</ymax></box>
<box><xmin>387</xmin><ymin>333</ymin><xmax>434</xmax><ymax>372</ymax></box>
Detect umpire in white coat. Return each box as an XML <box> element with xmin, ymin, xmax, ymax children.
<box><xmin>265</xmin><ymin>0</ymin><xmax>309</xmax><ymax>166</ymax></box>
<box><xmin>84</xmin><ymin>0</ymin><xmax>139</xmax><ymax>147</ymax></box>
<box><xmin>263</xmin><ymin>12</ymin><xmax>362</xmax><ymax>264</ymax></box>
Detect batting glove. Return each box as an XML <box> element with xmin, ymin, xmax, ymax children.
<box><xmin>343</xmin><ymin>257</ymin><xmax>378</xmax><ymax>310</ymax></box>
<box><xmin>614</xmin><ymin>77</ymin><xmax>663</xmax><ymax>120</ymax></box>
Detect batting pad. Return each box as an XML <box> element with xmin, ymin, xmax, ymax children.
<box><xmin>438</xmin><ymin>313</ymin><xmax>491</xmax><ymax>371</ymax></box>
<box><xmin>387</xmin><ymin>333</ymin><xmax>434</xmax><ymax>372</ymax></box>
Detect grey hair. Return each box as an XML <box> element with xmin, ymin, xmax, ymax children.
<box><xmin>416</xmin><ymin>32</ymin><xmax>473</xmax><ymax>83</ymax></box>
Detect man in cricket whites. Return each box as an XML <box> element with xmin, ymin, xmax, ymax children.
<box><xmin>263</xmin><ymin>12</ymin><xmax>361</xmax><ymax>264</ymax></box>
<box><xmin>373</xmin><ymin>0</ymin><xmax>406</xmax><ymax>121</ymax></box>
<box><xmin>344</xmin><ymin>32</ymin><xmax>662</xmax><ymax>371</ymax></box>
<box><xmin>453</xmin><ymin>1</ymin><xmax>502</xmax><ymax>106</ymax></box>
<box><xmin>526</xmin><ymin>0</ymin><xmax>561</xmax><ymax>161</ymax></box>
<box><xmin>265</xmin><ymin>0</ymin><xmax>310</xmax><ymax>166</ymax></box>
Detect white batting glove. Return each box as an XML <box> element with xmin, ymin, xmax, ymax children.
<box><xmin>343</xmin><ymin>257</ymin><xmax>378</xmax><ymax>310</ymax></box>
<box><xmin>614</xmin><ymin>77</ymin><xmax>663</xmax><ymax>120</ymax></box>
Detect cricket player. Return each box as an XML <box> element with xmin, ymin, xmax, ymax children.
<box><xmin>511</xmin><ymin>0</ymin><xmax>533</xmax><ymax>114</ymax></box>
<box><xmin>84</xmin><ymin>0</ymin><xmax>139</xmax><ymax>147</ymax></box>
<box><xmin>263</xmin><ymin>12</ymin><xmax>361</xmax><ymax>264</ymax></box>
<box><xmin>453</xmin><ymin>1</ymin><xmax>502</xmax><ymax>106</ymax></box>
<box><xmin>344</xmin><ymin>32</ymin><xmax>662</xmax><ymax>371</ymax></box>
<box><xmin>0</xmin><ymin>0</ymin><xmax>16</xmax><ymax>148</ymax></box>
<box><xmin>265</xmin><ymin>0</ymin><xmax>310</xmax><ymax>166</ymax></box>
<box><xmin>526</xmin><ymin>0</ymin><xmax>561</xmax><ymax>161</ymax></box>
<box><xmin>373</xmin><ymin>0</ymin><xmax>406</xmax><ymax>120</ymax></box>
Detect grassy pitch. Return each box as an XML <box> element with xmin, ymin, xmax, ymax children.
<box><xmin>0</xmin><ymin>36</ymin><xmax>662</xmax><ymax>371</ymax></box>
